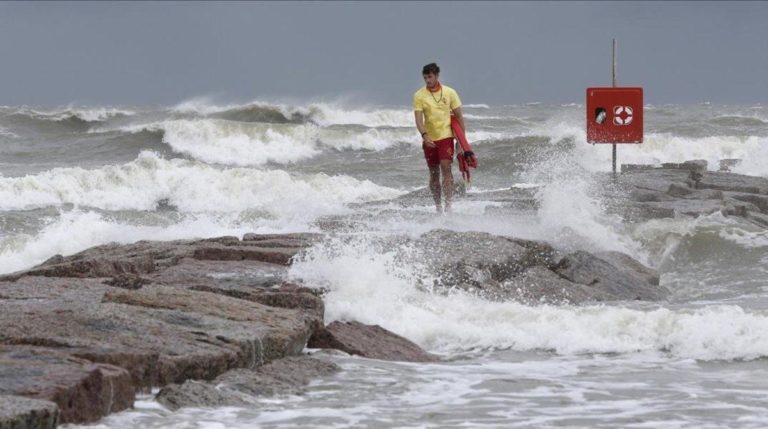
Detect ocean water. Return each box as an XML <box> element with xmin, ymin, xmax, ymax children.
<box><xmin>2</xmin><ymin>100</ymin><xmax>768</xmax><ymax>428</ymax></box>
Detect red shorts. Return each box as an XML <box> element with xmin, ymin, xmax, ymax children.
<box><xmin>423</xmin><ymin>137</ymin><xmax>454</xmax><ymax>167</ymax></box>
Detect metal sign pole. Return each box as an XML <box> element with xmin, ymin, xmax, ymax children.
<box><xmin>612</xmin><ymin>38</ymin><xmax>617</xmax><ymax>175</ymax></box>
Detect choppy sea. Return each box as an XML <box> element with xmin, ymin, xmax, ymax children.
<box><xmin>2</xmin><ymin>99</ymin><xmax>768</xmax><ymax>428</ymax></box>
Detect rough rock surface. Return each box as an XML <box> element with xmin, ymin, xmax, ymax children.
<box><xmin>411</xmin><ymin>230</ymin><xmax>664</xmax><ymax>304</ymax></box>
<box><xmin>0</xmin><ymin>347</ymin><xmax>133</xmax><ymax>424</ymax></box>
<box><xmin>307</xmin><ymin>321</ymin><xmax>439</xmax><ymax>362</ymax></box>
<box><xmin>0</xmin><ymin>234</ymin><xmax>319</xmax><ymax>282</ymax></box>
<box><xmin>0</xmin><ymin>395</ymin><xmax>58</xmax><ymax>429</ymax></box>
<box><xmin>614</xmin><ymin>160</ymin><xmax>768</xmax><ymax>227</ymax></box>
<box><xmin>0</xmin><ymin>234</ymin><xmax>322</xmax><ymax>425</ymax></box>
<box><xmin>0</xmin><ymin>223</ymin><xmax>688</xmax><ymax>424</ymax></box>
<box><xmin>156</xmin><ymin>356</ymin><xmax>339</xmax><ymax>410</ymax></box>
<box><xmin>555</xmin><ymin>251</ymin><xmax>663</xmax><ymax>301</ymax></box>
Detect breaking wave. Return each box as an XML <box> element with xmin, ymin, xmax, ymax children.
<box><xmin>157</xmin><ymin>119</ymin><xmax>322</xmax><ymax>166</ymax></box>
<box><xmin>0</xmin><ymin>126</ymin><xmax>17</xmax><ymax>139</ymax></box>
<box><xmin>0</xmin><ymin>151</ymin><xmax>403</xmax><ymax>213</ymax></box>
<box><xmin>711</xmin><ymin>115</ymin><xmax>767</xmax><ymax>127</ymax></box>
<box><xmin>171</xmin><ymin>99</ymin><xmax>413</xmax><ymax>128</ymax></box>
<box><xmin>510</xmin><ymin>119</ymin><xmax>768</xmax><ymax>178</ymax></box>
<box><xmin>96</xmin><ymin>118</ymin><xmax>512</xmax><ymax>166</ymax></box>
<box><xmin>7</xmin><ymin>106</ymin><xmax>135</xmax><ymax>124</ymax></box>
<box><xmin>172</xmin><ymin>99</ymin><xmax>310</xmax><ymax>124</ymax></box>
<box><xmin>290</xmin><ymin>236</ymin><xmax>768</xmax><ymax>361</ymax></box>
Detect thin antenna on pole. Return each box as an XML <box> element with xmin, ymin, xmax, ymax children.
<box><xmin>612</xmin><ymin>38</ymin><xmax>617</xmax><ymax>87</ymax></box>
<box><xmin>612</xmin><ymin>38</ymin><xmax>617</xmax><ymax>176</ymax></box>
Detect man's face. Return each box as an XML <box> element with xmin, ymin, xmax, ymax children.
<box><xmin>423</xmin><ymin>73</ymin><xmax>439</xmax><ymax>88</ymax></box>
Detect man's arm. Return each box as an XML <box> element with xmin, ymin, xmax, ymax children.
<box><xmin>452</xmin><ymin>107</ymin><xmax>465</xmax><ymax>154</ymax></box>
<box><xmin>415</xmin><ymin>111</ymin><xmax>435</xmax><ymax>148</ymax></box>
<box><xmin>452</xmin><ymin>107</ymin><xmax>465</xmax><ymax>133</ymax></box>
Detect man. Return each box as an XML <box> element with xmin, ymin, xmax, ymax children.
<box><xmin>413</xmin><ymin>62</ymin><xmax>465</xmax><ymax>213</ymax></box>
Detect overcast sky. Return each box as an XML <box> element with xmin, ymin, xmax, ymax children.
<box><xmin>1</xmin><ymin>1</ymin><xmax>766</xmax><ymax>106</ymax></box>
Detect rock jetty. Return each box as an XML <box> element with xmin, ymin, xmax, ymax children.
<box><xmin>8</xmin><ymin>159</ymin><xmax>755</xmax><ymax>429</ymax></box>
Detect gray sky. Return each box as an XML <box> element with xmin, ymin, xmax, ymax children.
<box><xmin>1</xmin><ymin>1</ymin><xmax>766</xmax><ymax>106</ymax></box>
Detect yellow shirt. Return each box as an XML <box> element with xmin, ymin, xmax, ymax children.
<box><xmin>413</xmin><ymin>84</ymin><xmax>462</xmax><ymax>141</ymax></box>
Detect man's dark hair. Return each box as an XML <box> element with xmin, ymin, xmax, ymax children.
<box><xmin>422</xmin><ymin>63</ymin><xmax>440</xmax><ymax>75</ymax></box>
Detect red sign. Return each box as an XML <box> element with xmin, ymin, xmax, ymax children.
<box><xmin>586</xmin><ymin>87</ymin><xmax>643</xmax><ymax>143</ymax></box>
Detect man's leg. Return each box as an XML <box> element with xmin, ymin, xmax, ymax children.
<box><xmin>429</xmin><ymin>166</ymin><xmax>442</xmax><ymax>212</ymax></box>
<box><xmin>440</xmin><ymin>159</ymin><xmax>453</xmax><ymax>212</ymax></box>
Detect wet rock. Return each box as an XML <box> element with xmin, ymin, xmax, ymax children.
<box><xmin>621</xmin><ymin>164</ymin><xmax>656</xmax><ymax>173</ymax></box>
<box><xmin>147</xmin><ymin>258</ymin><xmax>287</xmax><ymax>289</ymax></box>
<box><xmin>634</xmin><ymin>199</ymin><xmax>725</xmax><ymax>217</ymax></box>
<box><xmin>2</xmin><ymin>236</ymin><xmax>316</xmax><ymax>281</ymax></box>
<box><xmin>498</xmin><ymin>266</ymin><xmax>613</xmax><ymax>304</ymax></box>
<box><xmin>0</xmin><ymin>347</ymin><xmax>133</xmax><ymax>424</ymax></box>
<box><xmin>308</xmin><ymin>321</ymin><xmax>438</xmax><ymax>362</ymax></box>
<box><xmin>747</xmin><ymin>211</ymin><xmax>768</xmax><ymax>227</ymax></box>
<box><xmin>40</xmin><ymin>255</ymin><xmax>65</xmax><ymax>266</ymax></box>
<box><xmin>679</xmin><ymin>189</ymin><xmax>724</xmax><ymax>201</ymax></box>
<box><xmin>554</xmin><ymin>250</ymin><xmax>664</xmax><ymax>301</ymax></box>
<box><xmin>629</xmin><ymin>189</ymin><xmax>674</xmax><ymax>203</ymax></box>
<box><xmin>727</xmin><ymin>192</ymin><xmax>768</xmax><ymax>213</ymax></box>
<box><xmin>155</xmin><ymin>380</ymin><xmax>248</xmax><ymax>411</ymax></box>
<box><xmin>214</xmin><ymin>356</ymin><xmax>339</xmax><ymax>396</ymax></box>
<box><xmin>242</xmin><ymin>233</ymin><xmax>321</xmax><ymax>246</ymax></box>
<box><xmin>0</xmin><ymin>395</ymin><xmax>58</xmax><ymax>429</ymax></box>
<box><xmin>695</xmin><ymin>172</ymin><xmax>768</xmax><ymax>195</ymax></box>
<box><xmin>2</xmin><ymin>241</ymin><xmax>183</xmax><ymax>279</ymax></box>
<box><xmin>312</xmin><ymin>217</ymin><xmax>367</xmax><ymax>232</ymax></box>
<box><xmin>191</xmin><ymin>284</ymin><xmax>324</xmax><ymax>323</ymax></box>
<box><xmin>661</xmin><ymin>160</ymin><xmax>707</xmax><ymax>171</ymax></box>
<box><xmin>103</xmin><ymin>273</ymin><xmax>151</xmax><ymax>290</ymax></box>
<box><xmin>0</xmin><ymin>233</ymin><xmax>325</xmax><ymax>425</ymax></box>
<box><xmin>156</xmin><ymin>356</ymin><xmax>339</xmax><ymax>411</ymax></box>
<box><xmin>411</xmin><ymin>230</ymin><xmax>663</xmax><ymax>303</ymax></box>
<box><xmin>192</xmin><ymin>246</ymin><xmax>298</xmax><ymax>265</ymax></box>
<box><xmin>0</xmin><ymin>274</ymin><xmax>319</xmax><ymax>390</ymax></box>
<box><xmin>416</xmin><ymin>230</ymin><xmax>530</xmax><ymax>285</ymax></box>
<box><xmin>609</xmin><ymin>163</ymin><xmax>768</xmax><ymax>226</ymax></box>
<box><xmin>719</xmin><ymin>159</ymin><xmax>742</xmax><ymax>172</ymax></box>
<box><xmin>667</xmin><ymin>182</ymin><xmax>694</xmax><ymax>198</ymax></box>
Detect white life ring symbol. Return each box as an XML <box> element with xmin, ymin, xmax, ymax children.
<box><xmin>613</xmin><ymin>106</ymin><xmax>634</xmax><ymax>126</ymax></box>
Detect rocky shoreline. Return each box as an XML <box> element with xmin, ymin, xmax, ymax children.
<box><xmin>0</xmin><ymin>233</ymin><xmax>448</xmax><ymax>428</ymax></box>
<box><xmin>1</xmin><ymin>160</ymin><xmax>763</xmax><ymax>428</ymax></box>
<box><xmin>613</xmin><ymin>160</ymin><xmax>768</xmax><ymax>228</ymax></box>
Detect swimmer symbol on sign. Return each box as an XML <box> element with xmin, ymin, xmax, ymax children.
<box><xmin>613</xmin><ymin>106</ymin><xmax>633</xmax><ymax>125</ymax></box>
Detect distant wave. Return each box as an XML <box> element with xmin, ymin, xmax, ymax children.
<box><xmin>172</xmin><ymin>99</ymin><xmax>310</xmax><ymax>124</ymax></box>
<box><xmin>0</xmin><ymin>151</ymin><xmax>403</xmax><ymax>213</ymax></box>
<box><xmin>120</xmin><ymin>120</ymin><xmax>323</xmax><ymax>166</ymax></box>
<box><xmin>711</xmin><ymin>115</ymin><xmax>767</xmax><ymax>127</ymax></box>
<box><xmin>0</xmin><ymin>126</ymin><xmax>17</xmax><ymax>139</ymax></box>
<box><xmin>9</xmin><ymin>107</ymin><xmax>135</xmax><ymax>123</ymax></box>
<box><xmin>172</xmin><ymin>99</ymin><xmax>413</xmax><ymax>128</ymax></box>
<box><xmin>464</xmin><ymin>104</ymin><xmax>490</xmax><ymax>109</ymax></box>
<box><xmin>463</xmin><ymin>113</ymin><xmax>522</xmax><ymax>122</ymax></box>
<box><xmin>572</xmin><ymin>132</ymin><xmax>768</xmax><ymax>177</ymax></box>
<box><xmin>98</xmin><ymin>118</ymin><xmax>425</xmax><ymax>166</ymax></box>
<box><xmin>308</xmin><ymin>104</ymin><xmax>412</xmax><ymax>128</ymax></box>
<box><xmin>512</xmin><ymin>119</ymin><xmax>768</xmax><ymax>177</ymax></box>
<box><xmin>1</xmin><ymin>107</ymin><xmax>135</xmax><ymax>134</ymax></box>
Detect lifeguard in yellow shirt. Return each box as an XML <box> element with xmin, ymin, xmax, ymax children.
<box><xmin>413</xmin><ymin>63</ymin><xmax>465</xmax><ymax>213</ymax></box>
